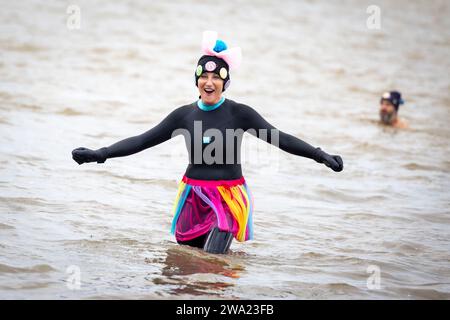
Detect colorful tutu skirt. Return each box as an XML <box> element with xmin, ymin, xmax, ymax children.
<box><xmin>171</xmin><ymin>175</ymin><xmax>254</xmax><ymax>242</ymax></box>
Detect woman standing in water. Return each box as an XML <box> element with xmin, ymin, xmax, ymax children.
<box><xmin>72</xmin><ymin>31</ymin><xmax>343</xmax><ymax>254</ymax></box>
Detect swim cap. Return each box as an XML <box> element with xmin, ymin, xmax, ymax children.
<box><xmin>380</xmin><ymin>91</ymin><xmax>404</xmax><ymax>111</ymax></box>
<box><xmin>195</xmin><ymin>31</ymin><xmax>242</xmax><ymax>92</ymax></box>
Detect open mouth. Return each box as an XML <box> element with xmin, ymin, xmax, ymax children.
<box><xmin>204</xmin><ymin>88</ymin><xmax>215</xmax><ymax>94</ymax></box>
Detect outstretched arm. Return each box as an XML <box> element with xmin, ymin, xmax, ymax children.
<box><xmin>72</xmin><ymin>106</ymin><xmax>187</xmax><ymax>165</ymax></box>
<box><xmin>240</xmin><ymin>104</ymin><xmax>343</xmax><ymax>172</ymax></box>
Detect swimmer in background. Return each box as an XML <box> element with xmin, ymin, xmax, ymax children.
<box><xmin>379</xmin><ymin>91</ymin><xmax>407</xmax><ymax>129</ymax></box>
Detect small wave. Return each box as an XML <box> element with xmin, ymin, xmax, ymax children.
<box><xmin>0</xmin><ymin>223</ymin><xmax>15</xmax><ymax>230</ymax></box>
<box><xmin>403</xmin><ymin>162</ymin><xmax>443</xmax><ymax>172</ymax></box>
<box><xmin>64</xmin><ymin>237</ymin><xmax>138</xmax><ymax>247</ymax></box>
<box><xmin>343</xmin><ymin>211</ymin><xmax>412</xmax><ymax>223</ymax></box>
<box><xmin>4</xmin><ymin>43</ymin><xmax>46</xmax><ymax>53</ymax></box>
<box><xmin>0</xmin><ymin>263</ymin><xmax>56</xmax><ymax>274</ymax></box>
<box><xmin>347</xmin><ymin>85</ymin><xmax>379</xmax><ymax>96</ymax></box>
<box><xmin>315</xmin><ymin>188</ymin><xmax>388</xmax><ymax>203</ymax></box>
<box><xmin>0</xmin><ymin>117</ymin><xmax>12</xmax><ymax>126</ymax></box>
<box><xmin>14</xmin><ymin>154</ymin><xmax>46</xmax><ymax>162</ymax></box>
<box><xmin>443</xmin><ymin>160</ymin><xmax>450</xmax><ymax>170</ymax></box>
<box><xmin>413</xmin><ymin>213</ymin><xmax>450</xmax><ymax>224</ymax></box>
<box><xmin>56</xmin><ymin>108</ymin><xmax>85</xmax><ymax>116</ymax></box>
<box><xmin>406</xmin><ymin>50</ymin><xmax>425</xmax><ymax>61</ymax></box>
<box><xmin>90</xmin><ymin>47</ymin><xmax>110</xmax><ymax>55</ymax></box>
<box><xmin>0</xmin><ymin>92</ymin><xmax>14</xmax><ymax>103</ymax></box>
<box><xmin>1</xmin><ymin>282</ymin><xmax>51</xmax><ymax>291</ymax></box>
<box><xmin>90</xmin><ymin>170</ymin><xmax>178</xmax><ymax>188</ymax></box>
<box><xmin>152</xmin><ymin>277</ymin><xmax>229</xmax><ymax>297</ymax></box>
<box><xmin>394</xmin><ymin>287</ymin><xmax>450</xmax><ymax>299</ymax></box>
<box><xmin>381</xmin><ymin>241</ymin><xmax>427</xmax><ymax>255</ymax></box>
<box><xmin>0</xmin><ymin>196</ymin><xmax>47</xmax><ymax>207</ymax></box>
<box><xmin>353</xmin><ymin>141</ymin><xmax>397</xmax><ymax>155</ymax></box>
<box><xmin>14</xmin><ymin>103</ymin><xmax>43</xmax><ymax>112</ymax></box>
<box><xmin>326</xmin><ymin>282</ymin><xmax>361</xmax><ymax>292</ymax></box>
<box><xmin>300</xmin><ymin>251</ymin><xmax>327</xmax><ymax>259</ymax></box>
<box><xmin>343</xmin><ymin>212</ymin><xmax>384</xmax><ymax>220</ymax></box>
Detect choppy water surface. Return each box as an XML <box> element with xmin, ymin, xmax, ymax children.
<box><xmin>0</xmin><ymin>0</ymin><xmax>449</xmax><ymax>299</ymax></box>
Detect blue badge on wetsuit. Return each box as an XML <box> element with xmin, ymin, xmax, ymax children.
<box><xmin>203</xmin><ymin>136</ymin><xmax>211</xmax><ymax>144</ymax></box>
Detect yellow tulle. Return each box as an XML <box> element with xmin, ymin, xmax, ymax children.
<box><xmin>218</xmin><ymin>185</ymin><xmax>250</xmax><ymax>242</ymax></box>
<box><xmin>172</xmin><ymin>181</ymin><xmax>186</xmax><ymax>215</ymax></box>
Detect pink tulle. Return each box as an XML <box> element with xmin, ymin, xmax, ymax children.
<box><xmin>201</xmin><ymin>30</ymin><xmax>242</xmax><ymax>70</ymax></box>
<box><xmin>182</xmin><ymin>175</ymin><xmax>245</xmax><ymax>188</ymax></box>
<box><xmin>175</xmin><ymin>185</ymin><xmax>239</xmax><ymax>242</ymax></box>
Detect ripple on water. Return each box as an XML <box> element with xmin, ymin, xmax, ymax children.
<box><xmin>0</xmin><ymin>223</ymin><xmax>15</xmax><ymax>230</ymax></box>
<box><xmin>392</xmin><ymin>287</ymin><xmax>450</xmax><ymax>299</ymax></box>
<box><xmin>0</xmin><ymin>263</ymin><xmax>56</xmax><ymax>274</ymax></box>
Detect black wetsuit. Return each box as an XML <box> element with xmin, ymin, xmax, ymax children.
<box><xmin>72</xmin><ymin>98</ymin><xmax>343</xmax><ymax>250</ymax></box>
<box><xmin>88</xmin><ymin>99</ymin><xmax>330</xmax><ymax>180</ymax></box>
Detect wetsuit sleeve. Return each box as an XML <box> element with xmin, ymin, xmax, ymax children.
<box><xmin>96</xmin><ymin>107</ymin><xmax>186</xmax><ymax>162</ymax></box>
<box><xmin>240</xmin><ymin>105</ymin><xmax>322</xmax><ymax>162</ymax></box>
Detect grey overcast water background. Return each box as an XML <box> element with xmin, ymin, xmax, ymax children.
<box><xmin>0</xmin><ymin>0</ymin><xmax>449</xmax><ymax>299</ymax></box>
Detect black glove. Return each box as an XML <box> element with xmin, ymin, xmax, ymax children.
<box><xmin>72</xmin><ymin>147</ymin><xmax>108</xmax><ymax>165</ymax></box>
<box><xmin>315</xmin><ymin>148</ymin><xmax>343</xmax><ymax>172</ymax></box>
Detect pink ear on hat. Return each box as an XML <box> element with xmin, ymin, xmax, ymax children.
<box><xmin>201</xmin><ymin>31</ymin><xmax>218</xmax><ymax>55</ymax></box>
<box><xmin>216</xmin><ymin>47</ymin><xmax>242</xmax><ymax>70</ymax></box>
<box><xmin>201</xmin><ymin>30</ymin><xmax>242</xmax><ymax>70</ymax></box>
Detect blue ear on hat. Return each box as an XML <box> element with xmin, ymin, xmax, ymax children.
<box><xmin>381</xmin><ymin>91</ymin><xmax>404</xmax><ymax>111</ymax></box>
<box><xmin>213</xmin><ymin>40</ymin><xmax>227</xmax><ymax>53</ymax></box>
<box><xmin>391</xmin><ymin>91</ymin><xmax>404</xmax><ymax>106</ymax></box>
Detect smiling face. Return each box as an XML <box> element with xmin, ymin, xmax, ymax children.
<box><xmin>198</xmin><ymin>72</ymin><xmax>223</xmax><ymax>105</ymax></box>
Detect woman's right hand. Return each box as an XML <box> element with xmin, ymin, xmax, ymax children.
<box><xmin>72</xmin><ymin>147</ymin><xmax>105</xmax><ymax>165</ymax></box>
